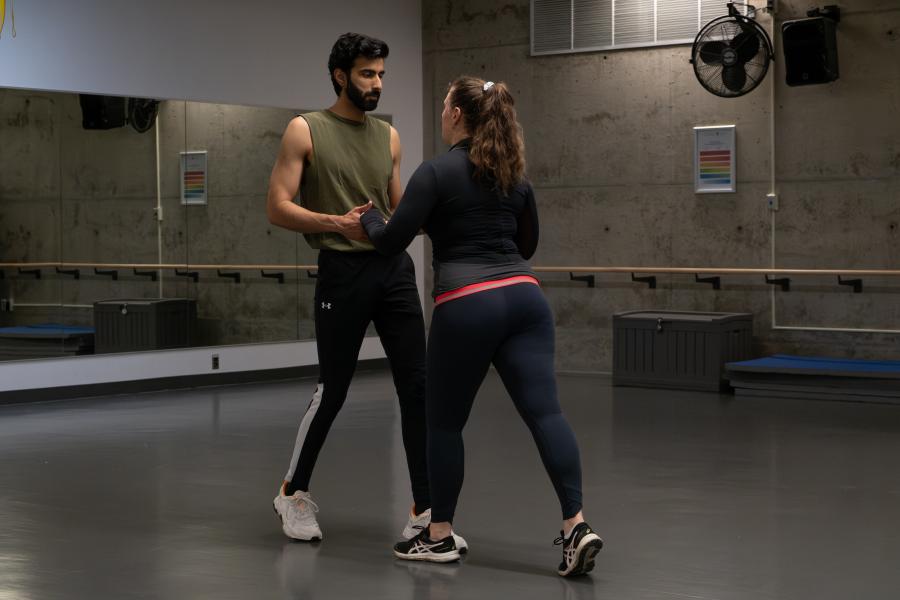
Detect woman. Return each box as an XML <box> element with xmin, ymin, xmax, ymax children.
<box><xmin>358</xmin><ymin>76</ymin><xmax>602</xmax><ymax>577</ymax></box>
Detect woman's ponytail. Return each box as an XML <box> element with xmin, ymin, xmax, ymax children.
<box><xmin>448</xmin><ymin>76</ymin><xmax>526</xmax><ymax>194</ymax></box>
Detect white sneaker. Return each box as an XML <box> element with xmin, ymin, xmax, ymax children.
<box><xmin>401</xmin><ymin>507</ymin><xmax>468</xmax><ymax>554</ymax></box>
<box><xmin>273</xmin><ymin>485</ymin><xmax>322</xmax><ymax>541</ymax></box>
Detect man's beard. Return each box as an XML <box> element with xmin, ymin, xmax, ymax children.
<box><xmin>347</xmin><ymin>79</ymin><xmax>380</xmax><ymax>112</ymax></box>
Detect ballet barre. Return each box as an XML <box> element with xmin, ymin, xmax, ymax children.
<box><xmin>2</xmin><ymin>263</ymin><xmax>900</xmax><ymax>293</ymax></box>
<box><xmin>531</xmin><ymin>266</ymin><xmax>900</xmax><ymax>293</ymax></box>
<box><xmin>0</xmin><ymin>262</ymin><xmax>320</xmax><ymax>284</ymax></box>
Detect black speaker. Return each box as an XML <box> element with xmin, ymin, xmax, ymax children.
<box><xmin>782</xmin><ymin>16</ymin><xmax>839</xmax><ymax>86</ymax></box>
<box><xmin>78</xmin><ymin>94</ymin><xmax>127</xmax><ymax>129</ymax></box>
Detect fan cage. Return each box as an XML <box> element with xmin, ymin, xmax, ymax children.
<box><xmin>691</xmin><ymin>15</ymin><xmax>773</xmax><ymax>98</ymax></box>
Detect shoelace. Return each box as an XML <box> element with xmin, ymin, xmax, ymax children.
<box><xmin>554</xmin><ymin>534</ymin><xmax>579</xmax><ymax>566</ymax></box>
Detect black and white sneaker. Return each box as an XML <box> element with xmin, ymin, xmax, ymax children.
<box><xmin>402</xmin><ymin>507</ymin><xmax>469</xmax><ymax>554</ymax></box>
<box><xmin>555</xmin><ymin>522</ymin><xmax>603</xmax><ymax>577</ymax></box>
<box><xmin>393</xmin><ymin>528</ymin><xmax>461</xmax><ymax>563</ymax></box>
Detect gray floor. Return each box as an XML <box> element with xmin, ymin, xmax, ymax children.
<box><xmin>2</xmin><ymin>370</ymin><xmax>900</xmax><ymax>600</ymax></box>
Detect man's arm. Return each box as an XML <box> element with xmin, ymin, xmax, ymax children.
<box><xmin>387</xmin><ymin>125</ymin><xmax>403</xmax><ymax>210</ymax></box>
<box><xmin>266</xmin><ymin>116</ymin><xmax>366</xmax><ymax>240</ymax></box>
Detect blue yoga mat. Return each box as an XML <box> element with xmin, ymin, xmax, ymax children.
<box><xmin>727</xmin><ymin>354</ymin><xmax>900</xmax><ymax>378</ymax></box>
<box><xmin>0</xmin><ymin>324</ymin><xmax>95</xmax><ymax>338</ymax></box>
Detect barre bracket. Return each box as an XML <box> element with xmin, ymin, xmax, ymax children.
<box><xmin>837</xmin><ymin>275</ymin><xmax>862</xmax><ymax>293</ymax></box>
<box><xmin>765</xmin><ymin>275</ymin><xmax>790</xmax><ymax>291</ymax></box>
<box><xmin>217</xmin><ymin>269</ymin><xmax>241</xmax><ymax>284</ymax></box>
<box><xmin>133</xmin><ymin>268</ymin><xmax>158</xmax><ymax>282</ymax></box>
<box><xmin>261</xmin><ymin>270</ymin><xmax>285</xmax><ymax>284</ymax></box>
<box><xmin>94</xmin><ymin>268</ymin><xmax>119</xmax><ymax>280</ymax></box>
<box><xmin>695</xmin><ymin>274</ymin><xmax>721</xmax><ymax>290</ymax></box>
<box><xmin>18</xmin><ymin>268</ymin><xmax>41</xmax><ymax>279</ymax></box>
<box><xmin>175</xmin><ymin>269</ymin><xmax>199</xmax><ymax>283</ymax></box>
<box><xmin>631</xmin><ymin>273</ymin><xmax>657</xmax><ymax>289</ymax></box>
<box><xmin>569</xmin><ymin>272</ymin><xmax>595</xmax><ymax>288</ymax></box>
<box><xmin>55</xmin><ymin>267</ymin><xmax>80</xmax><ymax>280</ymax></box>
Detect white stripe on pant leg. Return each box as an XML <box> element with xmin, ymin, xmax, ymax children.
<box><xmin>284</xmin><ymin>383</ymin><xmax>324</xmax><ymax>483</ymax></box>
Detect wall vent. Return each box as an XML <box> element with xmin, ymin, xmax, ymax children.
<box><xmin>532</xmin><ymin>0</ymin><xmax>747</xmax><ymax>56</ymax></box>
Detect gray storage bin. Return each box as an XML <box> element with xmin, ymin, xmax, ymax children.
<box><xmin>93</xmin><ymin>298</ymin><xmax>197</xmax><ymax>353</ymax></box>
<box><xmin>613</xmin><ymin>310</ymin><xmax>753</xmax><ymax>391</ymax></box>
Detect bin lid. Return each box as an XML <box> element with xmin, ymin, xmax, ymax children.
<box><xmin>615</xmin><ymin>310</ymin><xmax>752</xmax><ymax>323</ymax></box>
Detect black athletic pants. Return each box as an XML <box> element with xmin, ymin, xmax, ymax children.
<box><xmin>427</xmin><ymin>282</ymin><xmax>583</xmax><ymax>523</ymax></box>
<box><xmin>284</xmin><ymin>250</ymin><xmax>430</xmax><ymax>510</ymax></box>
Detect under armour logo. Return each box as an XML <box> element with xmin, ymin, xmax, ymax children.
<box><xmin>321</xmin><ymin>302</ymin><xmax>332</xmax><ymax>310</ymax></box>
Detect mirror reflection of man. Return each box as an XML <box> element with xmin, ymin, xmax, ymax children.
<box><xmin>267</xmin><ymin>32</ymin><xmax>462</xmax><ymax>550</ymax></box>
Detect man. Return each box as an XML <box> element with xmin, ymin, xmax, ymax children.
<box><xmin>266</xmin><ymin>32</ymin><xmax>465</xmax><ymax>551</ymax></box>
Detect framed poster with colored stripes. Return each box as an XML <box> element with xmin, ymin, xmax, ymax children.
<box><xmin>693</xmin><ymin>125</ymin><xmax>735</xmax><ymax>194</ymax></box>
<box><xmin>180</xmin><ymin>151</ymin><xmax>208</xmax><ymax>205</ymax></box>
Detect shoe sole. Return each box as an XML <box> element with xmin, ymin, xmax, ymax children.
<box><xmin>393</xmin><ymin>549</ymin><xmax>461</xmax><ymax>563</ymax></box>
<box><xmin>273</xmin><ymin>503</ymin><xmax>322</xmax><ymax>542</ymax></box>
<box><xmin>559</xmin><ymin>535</ymin><xmax>603</xmax><ymax>577</ymax></box>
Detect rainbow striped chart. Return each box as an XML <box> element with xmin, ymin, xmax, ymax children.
<box><xmin>694</xmin><ymin>125</ymin><xmax>735</xmax><ymax>193</ymax></box>
<box><xmin>180</xmin><ymin>151</ymin><xmax>208</xmax><ymax>205</ymax></box>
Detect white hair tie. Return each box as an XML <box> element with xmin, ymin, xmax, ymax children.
<box><xmin>483</xmin><ymin>81</ymin><xmax>495</xmax><ymax>91</ymax></box>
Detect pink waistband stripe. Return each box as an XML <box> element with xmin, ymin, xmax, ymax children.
<box><xmin>434</xmin><ymin>275</ymin><xmax>540</xmax><ymax>306</ymax></box>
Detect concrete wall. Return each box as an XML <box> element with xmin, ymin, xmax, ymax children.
<box><xmin>423</xmin><ymin>0</ymin><xmax>900</xmax><ymax>372</ymax></box>
<box><xmin>0</xmin><ymin>1</ymin><xmax>422</xmax><ymax>370</ymax></box>
<box><xmin>158</xmin><ymin>100</ymin><xmax>318</xmax><ymax>344</ymax></box>
<box><xmin>0</xmin><ymin>90</ymin><xmax>317</xmax><ymax>346</ymax></box>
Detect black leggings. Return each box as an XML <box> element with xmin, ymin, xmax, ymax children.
<box><xmin>426</xmin><ymin>282</ymin><xmax>583</xmax><ymax>523</ymax></box>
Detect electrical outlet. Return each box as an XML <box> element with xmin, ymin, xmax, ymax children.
<box><xmin>212</xmin><ymin>354</ymin><xmax>220</xmax><ymax>370</ymax></box>
<box><xmin>767</xmin><ymin>193</ymin><xmax>779</xmax><ymax>211</ymax></box>
<box><xmin>0</xmin><ymin>299</ymin><xmax>7</xmax><ymax>312</ymax></box>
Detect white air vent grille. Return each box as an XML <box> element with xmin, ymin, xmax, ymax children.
<box><xmin>532</xmin><ymin>0</ymin><xmax>744</xmax><ymax>55</ymax></box>
<box><xmin>533</xmin><ymin>0</ymin><xmax>573</xmax><ymax>54</ymax></box>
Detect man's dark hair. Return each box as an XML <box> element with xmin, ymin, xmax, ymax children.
<box><xmin>328</xmin><ymin>32</ymin><xmax>390</xmax><ymax>96</ymax></box>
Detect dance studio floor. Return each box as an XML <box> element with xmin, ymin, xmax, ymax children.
<box><xmin>2</xmin><ymin>369</ymin><xmax>900</xmax><ymax>599</ymax></box>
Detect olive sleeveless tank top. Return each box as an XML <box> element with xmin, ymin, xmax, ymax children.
<box><xmin>299</xmin><ymin>110</ymin><xmax>393</xmax><ymax>252</ymax></box>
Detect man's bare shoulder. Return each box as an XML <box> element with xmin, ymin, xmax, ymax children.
<box><xmin>389</xmin><ymin>125</ymin><xmax>401</xmax><ymax>159</ymax></box>
<box><xmin>282</xmin><ymin>116</ymin><xmax>313</xmax><ymax>155</ymax></box>
<box><xmin>286</xmin><ymin>115</ymin><xmax>312</xmax><ymax>137</ymax></box>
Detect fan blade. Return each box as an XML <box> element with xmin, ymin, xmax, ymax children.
<box><xmin>722</xmin><ymin>65</ymin><xmax>747</xmax><ymax>92</ymax></box>
<box><xmin>698</xmin><ymin>41</ymin><xmax>726</xmax><ymax>65</ymax></box>
<box><xmin>731</xmin><ymin>31</ymin><xmax>761</xmax><ymax>63</ymax></box>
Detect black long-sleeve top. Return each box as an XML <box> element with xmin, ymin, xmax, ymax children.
<box><xmin>360</xmin><ymin>140</ymin><xmax>539</xmax><ymax>297</ymax></box>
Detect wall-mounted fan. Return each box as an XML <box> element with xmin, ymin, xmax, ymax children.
<box><xmin>127</xmin><ymin>98</ymin><xmax>160</xmax><ymax>133</ymax></box>
<box><xmin>79</xmin><ymin>95</ymin><xmax>159</xmax><ymax>133</ymax></box>
<box><xmin>690</xmin><ymin>3</ymin><xmax>775</xmax><ymax>98</ymax></box>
